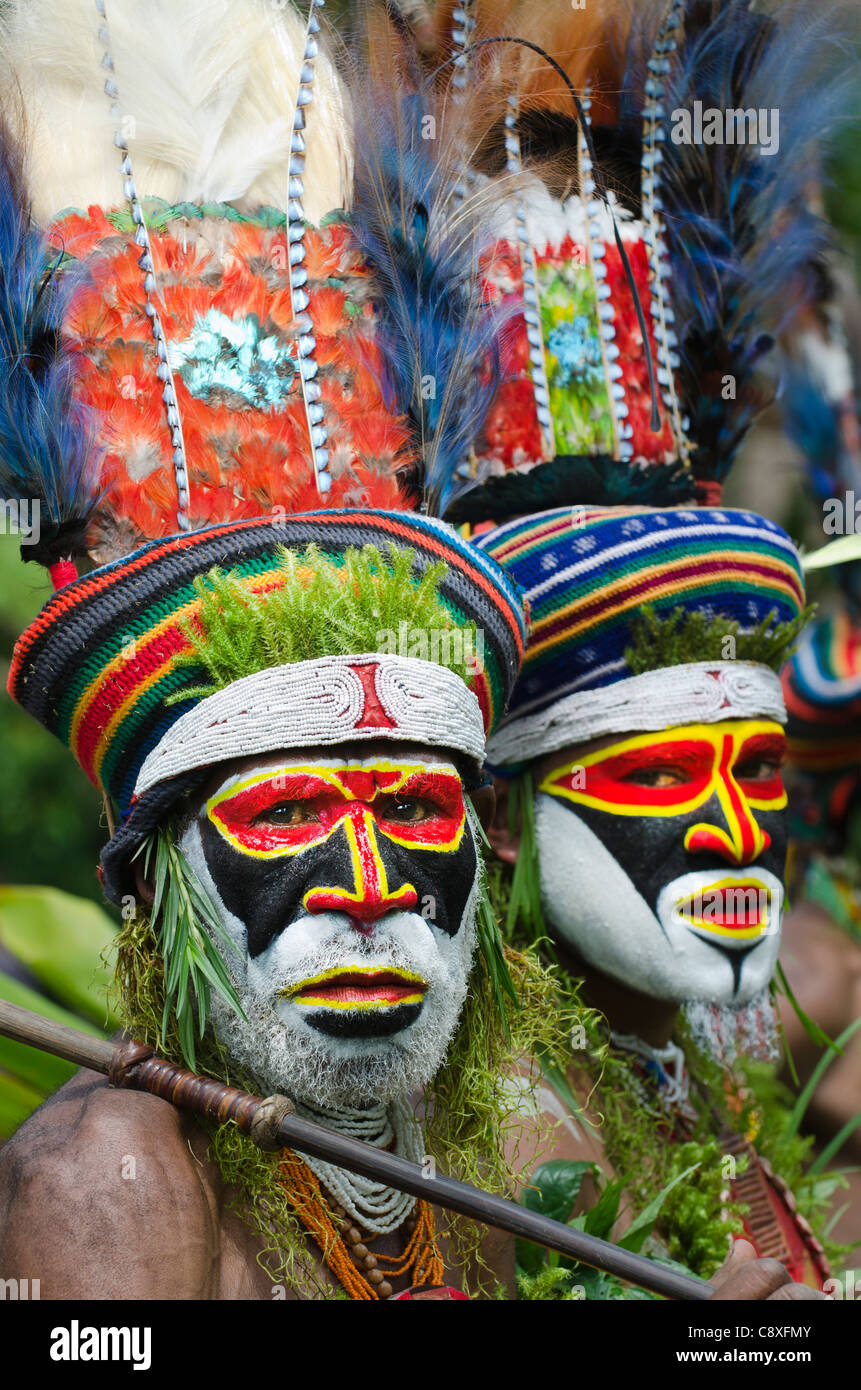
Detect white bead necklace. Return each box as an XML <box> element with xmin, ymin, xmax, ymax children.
<box><xmin>296</xmin><ymin>1097</ymin><xmax>424</xmax><ymax>1234</ymax></box>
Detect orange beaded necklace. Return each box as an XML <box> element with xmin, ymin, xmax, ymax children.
<box><xmin>279</xmin><ymin>1149</ymin><xmax>445</xmax><ymax>1300</ymax></box>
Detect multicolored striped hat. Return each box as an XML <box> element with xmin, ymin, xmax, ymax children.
<box><xmin>0</xmin><ymin>3</ymin><xmax>525</xmax><ymax>898</ymax></box>
<box><xmin>10</xmin><ymin>509</ymin><xmax>526</xmax><ymax>896</ymax></box>
<box><xmin>475</xmin><ymin>505</ymin><xmax>805</xmax><ymax>765</ymax></box>
<box><xmin>783</xmin><ymin>611</ymin><xmax>861</xmax><ymax>775</ymax></box>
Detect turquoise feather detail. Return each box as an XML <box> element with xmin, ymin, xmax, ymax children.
<box><xmin>172</xmin><ymin>310</ymin><xmax>296</xmax><ymax>410</ymax></box>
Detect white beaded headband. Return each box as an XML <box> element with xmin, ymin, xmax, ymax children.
<box><xmin>486</xmin><ymin>661</ymin><xmax>787</xmax><ymax>766</ymax></box>
<box><xmin>135</xmin><ymin>653</ymin><xmax>486</xmax><ymax>797</ymax></box>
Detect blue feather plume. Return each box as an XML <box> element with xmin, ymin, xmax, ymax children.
<box><xmin>0</xmin><ymin>119</ymin><xmax>99</xmax><ymax>563</ymax></box>
<box><xmin>346</xmin><ymin>56</ymin><xmax>507</xmax><ymax>516</ymax></box>
<box><xmin>654</xmin><ymin>0</ymin><xmax>856</xmax><ymax>483</ymax></box>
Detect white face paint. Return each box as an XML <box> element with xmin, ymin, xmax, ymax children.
<box><xmin>177</xmin><ymin>749</ymin><xmax>480</xmax><ymax>1106</ymax></box>
<box><xmin>534</xmin><ymin>795</ymin><xmax>782</xmax><ymax>1007</ymax></box>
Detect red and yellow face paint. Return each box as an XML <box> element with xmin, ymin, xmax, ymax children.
<box><xmin>283</xmin><ymin>964</ymin><xmax>429</xmax><ymax>1012</ymax></box>
<box><xmin>540</xmin><ymin>719</ymin><xmax>786</xmax><ymax>869</ymax></box>
<box><xmin>206</xmin><ymin>760</ymin><xmax>467</xmax><ymax>929</ymax></box>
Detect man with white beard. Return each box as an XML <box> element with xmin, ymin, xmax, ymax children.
<box><xmin>0</xmin><ymin>0</ymin><xmax>546</xmax><ymax>1299</ymax></box>
<box><xmin>0</xmin><ymin>521</ymin><xmax>537</xmax><ymax>1300</ymax></box>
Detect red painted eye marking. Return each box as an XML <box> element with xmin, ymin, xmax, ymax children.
<box><xmin>550</xmin><ymin>740</ymin><xmax>716</xmax><ymax>809</ymax></box>
<box><xmin>209</xmin><ymin>767</ymin><xmax>465</xmax><ymax>857</ymax></box>
<box><xmin>210</xmin><ymin>774</ymin><xmax>354</xmax><ymax>855</ymax></box>
<box><xmin>732</xmin><ymin>732</ymin><xmax>786</xmax><ymax>803</ymax></box>
<box><xmin>375</xmin><ymin>773</ymin><xmax>466</xmax><ymax>847</ymax></box>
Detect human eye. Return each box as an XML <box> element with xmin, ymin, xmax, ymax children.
<box><xmin>379</xmin><ymin>796</ymin><xmax>438</xmax><ymax>824</ymax></box>
<box><xmin>253</xmin><ymin>801</ymin><xmax>319</xmax><ymax>826</ymax></box>
<box><xmin>621</xmin><ymin>765</ymin><xmax>691</xmax><ymax>788</ymax></box>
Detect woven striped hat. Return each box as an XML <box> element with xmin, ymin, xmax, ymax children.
<box><xmin>1</xmin><ymin>1</ymin><xmax>525</xmax><ymax>897</ymax></box>
<box><xmin>475</xmin><ymin>505</ymin><xmax>805</xmax><ymax>765</ymax></box>
<box><xmin>783</xmin><ymin>611</ymin><xmax>861</xmax><ymax>775</ymax></box>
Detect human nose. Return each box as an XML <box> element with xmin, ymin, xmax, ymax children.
<box><xmin>683</xmin><ymin>783</ymin><xmax>770</xmax><ymax>866</ymax></box>
<box><xmin>302</xmin><ymin>807</ymin><xmax>418</xmax><ymax>931</ymax></box>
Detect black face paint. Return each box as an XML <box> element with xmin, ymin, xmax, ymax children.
<box><xmin>306</xmin><ymin>1001</ymin><xmax>424</xmax><ymax>1040</ymax></box>
<box><xmin>199</xmin><ymin>813</ymin><xmax>478</xmax><ymax>958</ymax></box>
<box><xmin>555</xmin><ymin>795</ymin><xmax>786</xmax><ymax>920</ymax></box>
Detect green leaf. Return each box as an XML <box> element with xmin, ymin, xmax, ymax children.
<box><xmin>522</xmin><ymin>1160</ymin><xmax>596</xmax><ymax>1224</ymax></box>
<box><xmin>582</xmin><ymin>1176</ymin><xmax>625</xmax><ymax>1241</ymax></box>
<box><xmin>785</xmin><ymin>1016</ymin><xmax>861</xmax><ymax>1140</ymax></box>
<box><xmin>0</xmin><ymin>885</ymin><xmax>119</xmax><ymax>1027</ymax></box>
<box><xmin>616</xmin><ymin>1162</ymin><xmax>701</xmax><ymax>1254</ymax></box>
<box><xmin>0</xmin><ymin>1068</ymin><xmax>46</xmax><ymax>1140</ymax></box>
<box><xmin>802</xmin><ymin>534</ymin><xmax>861</xmax><ymax>571</ymax></box>
<box><xmin>808</xmin><ymin>1107</ymin><xmax>861</xmax><ymax>1175</ymax></box>
<box><xmin>774</xmin><ymin>961</ymin><xmax>835</xmax><ymax>1054</ymax></box>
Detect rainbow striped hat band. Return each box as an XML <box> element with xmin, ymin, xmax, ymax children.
<box><xmin>474</xmin><ymin>505</ymin><xmax>805</xmax><ymax>765</ymax></box>
<box><xmin>9</xmin><ymin>509</ymin><xmax>526</xmax><ymax>897</ymax></box>
<box><xmin>783</xmin><ymin>611</ymin><xmax>861</xmax><ymax>775</ymax></box>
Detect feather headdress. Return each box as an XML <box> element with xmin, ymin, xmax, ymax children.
<box><xmin>433</xmin><ymin>0</ymin><xmax>855</xmax><ymax>519</ymax></box>
<box><xmin>0</xmin><ymin>0</ymin><xmax>512</xmax><ymax>568</ymax></box>
<box><xmin>2</xmin><ymin>0</ymin><xmax>526</xmax><ymax>900</ymax></box>
<box><xmin>0</xmin><ymin>121</ymin><xmax>100</xmax><ymax>573</ymax></box>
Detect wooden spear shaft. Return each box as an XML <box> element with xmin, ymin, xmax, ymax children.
<box><xmin>0</xmin><ymin>998</ymin><xmax>712</xmax><ymax>1301</ymax></box>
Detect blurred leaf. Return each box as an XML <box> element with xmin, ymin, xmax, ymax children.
<box><xmin>0</xmin><ymin>968</ymin><xmax>108</xmax><ymax>1095</ymax></box>
<box><xmin>0</xmin><ymin>1068</ymin><xmax>45</xmax><ymax>1140</ymax></box>
<box><xmin>802</xmin><ymin>534</ymin><xmax>861</xmax><ymax>572</ymax></box>
<box><xmin>522</xmin><ymin>1160</ymin><xmax>595</xmax><ymax>1224</ymax></box>
<box><xmin>0</xmin><ymin>885</ymin><xmax>119</xmax><ymax>1026</ymax></box>
<box><xmin>786</xmin><ymin>1016</ymin><xmax>861</xmax><ymax>1140</ymax></box>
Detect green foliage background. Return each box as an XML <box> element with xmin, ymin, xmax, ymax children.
<box><xmin>0</xmin><ymin>534</ymin><xmax>106</xmax><ymax>902</ymax></box>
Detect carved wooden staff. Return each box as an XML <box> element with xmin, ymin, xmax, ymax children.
<box><xmin>0</xmin><ymin>998</ymin><xmax>712</xmax><ymax>1300</ymax></box>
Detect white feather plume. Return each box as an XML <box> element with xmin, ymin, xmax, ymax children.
<box><xmin>1</xmin><ymin>0</ymin><xmax>351</xmax><ymax>222</ymax></box>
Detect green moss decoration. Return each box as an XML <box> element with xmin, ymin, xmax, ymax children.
<box><xmin>110</xmin><ymin>876</ymin><xmax>586</xmax><ymax>1297</ymax></box>
<box><xmin>624</xmin><ymin>604</ymin><xmax>814</xmax><ymax>677</ymax></box>
<box><xmin>167</xmin><ymin>542</ymin><xmax>480</xmax><ymax>703</ymax></box>
<box><xmin>489</xmin><ymin>847</ymin><xmax>844</xmax><ymax>1280</ymax></box>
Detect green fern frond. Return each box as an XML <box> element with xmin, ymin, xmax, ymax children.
<box><xmin>132</xmin><ymin>825</ymin><xmax>245</xmax><ymax>1070</ymax></box>
<box><xmin>166</xmin><ymin>543</ymin><xmax>479</xmax><ymax>704</ymax></box>
<box><xmin>625</xmin><ymin>603</ymin><xmax>814</xmax><ymax>677</ymax></box>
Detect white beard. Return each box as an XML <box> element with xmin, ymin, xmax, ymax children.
<box><xmin>534</xmin><ymin>794</ymin><xmax>782</xmax><ymax>1010</ymax></box>
<box><xmin>683</xmin><ymin>987</ymin><xmax>780</xmax><ymax>1065</ymax></box>
<box><xmin>180</xmin><ymin>819</ymin><xmax>479</xmax><ymax>1108</ymax></box>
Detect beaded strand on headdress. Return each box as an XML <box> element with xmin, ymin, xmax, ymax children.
<box><xmin>450</xmin><ymin>0</ymin><xmax>476</xmax><ymax>97</ymax></box>
<box><xmin>93</xmin><ymin>0</ymin><xmax>191</xmax><ymax>533</ymax></box>
<box><xmin>284</xmin><ymin>0</ymin><xmax>331</xmax><ymax>496</ymax></box>
<box><xmin>448</xmin><ymin>1</ymin><xmax>477</xmax><ymax>212</ymax></box>
<box><xmin>641</xmin><ymin>0</ymin><xmax>691</xmax><ymax>464</ymax></box>
<box><xmin>503</xmin><ymin>94</ymin><xmax>554</xmax><ymax>462</ymax></box>
<box><xmin>577</xmin><ymin>92</ymin><xmax>632</xmax><ymax>463</ymax></box>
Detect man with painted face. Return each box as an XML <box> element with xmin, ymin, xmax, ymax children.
<box><xmin>477</xmin><ymin>505</ymin><xmax>834</xmax><ymax>1289</ymax></box>
<box><xmin>438</xmin><ymin>0</ymin><xmax>850</xmax><ymax>1292</ymax></box>
<box><xmin>0</xmin><ymin>0</ymin><xmax>555</xmax><ymax>1300</ymax></box>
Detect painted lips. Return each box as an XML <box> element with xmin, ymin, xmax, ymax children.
<box><xmin>676</xmin><ymin>880</ymin><xmax>771</xmax><ymax>940</ymax></box>
<box><xmin>285</xmin><ymin>966</ymin><xmax>429</xmax><ymax>1011</ymax></box>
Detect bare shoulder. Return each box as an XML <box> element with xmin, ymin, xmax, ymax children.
<box><xmin>0</xmin><ymin>1069</ymin><xmax>221</xmax><ymax>1299</ymax></box>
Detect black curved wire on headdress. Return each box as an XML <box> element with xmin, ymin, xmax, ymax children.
<box><xmin>430</xmin><ymin>33</ymin><xmax>663</xmax><ymax>436</ymax></box>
